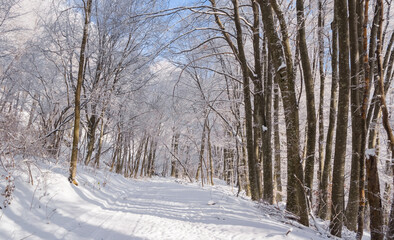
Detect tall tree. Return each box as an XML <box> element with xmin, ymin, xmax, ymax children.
<box><xmin>329</xmin><ymin>0</ymin><xmax>351</xmax><ymax>236</ymax></box>
<box><xmin>231</xmin><ymin>0</ymin><xmax>260</xmax><ymax>200</ymax></box>
<box><xmin>318</xmin><ymin>5</ymin><xmax>338</xmax><ymax>220</ymax></box>
<box><xmin>251</xmin><ymin>0</ymin><xmax>273</xmax><ymax>203</ymax></box>
<box><xmin>317</xmin><ymin>0</ymin><xmax>326</xmax><ymax>208</ymax></box>
<box><xmin>273</xmin><ymin>81</ymin><xmax>282</xmax><ymax>202</ymax></box>
<box><xmin>364</xmin><ymin>1</ymin><xmax>385</xmax><ymax>239</ymax></box>
<box><xmin>259</xmin><ymin>0</ymin><xmax>309</xmax><ymax>226</ymax></box>
<box><xmin>209</xmin><ymin>0</ymin><xmax>261</xmax><ymax>200</ymax></box>
<box><xmin>345</xmin><ymin>0</ymin><xmax>361</xmax><ymax>231</ymax></box>
<box><xmin>296</xmin><ymin>0</ymin><xmax>316</xmax><ymax>202</ymax></box>
<box><xmin>356</xmin><ymin>0</ymin><xmax>371</xmax><ymax>238</ymax></box>
<box><xmin>69</xmin><ymin>0</ymin><xmax>93</xmax><ymax>185</ymax></box>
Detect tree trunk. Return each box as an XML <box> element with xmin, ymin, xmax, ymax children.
<box><xmin>251</xmin><ymin>0</ymin><xmax>269</xmax><ymax>202</ymax></box>
<box><xmin>366</xmin><ymin>153</ymin><xmax>383</xmax><ymax>239</ymax></box>
<box><xmin>209</xmin><ymin>0</ymin><xmax>260</xmax><ymax>199</ymax></box>
<box><xmin>273</xmin><ymin>82</ymin><xmax>282</xmax><ymax>202</ymax></box>
<box><xmin>259</xmin><ymin>0</ymin><xmax>309</xmax><ymax>226</ymax></box>
<box><xmin>146</xmin><ymin>139</ymin><xmax>154</xmax><ymax>177</ymax></box>
<box><xmin>140</xmin><ymin>136</ymin><xmax>150</xmax><ymax>177</ymax></box>
<box><xmin>94</xmin><ymin>117</ymin><xmax>105</xmax><ymax>168</ymax></box>
<box><xmin>357</xmin><ymin>1</ymin><xmax>378</xmax><ymax>238</ymax></box>
<box><xmin>69</xmin><ymin>0</ymin><xmax>92</xmax><ymax>185</ymax></box>
<box><xmin>148</xmin><ymin>140</ymin><xmax>157</xmax><ymax>177</ymax></box>
<box><xmin>317</xmin><ymin>0</ymin><xmax>325</xmax><ymax>207</ymax></box>
<box><xmin>231</xmin><ymin>0</ymin><xmax>260</xmax><ymax>200</ymax></box>
<box><xmin>196</xmin><ymin>115</ymin><xmax>208</xmax><ymax>182</ymax></box>
<box><xmin>84</xmin><ymin>114</ymin><xmax>98</xmax><ymax>166</ymax></box>
<box><xmin>207</xmin><ymin>125</ymin><xmax>214</xmax><ymax>185</ymax></box>
<box><xmin>116</xmin><ymin>134</ymin><xmax>124</xmax><ymax>174</ymax></box>
<box><xmin>223</xmin><ymin>148</ymin><xmax>230</xmax><ymax>184</ymax></box>
<box><xmin>345</xmin><ymin>0</ymin><xmax>361</xmax><ymax>231</ymax></box>
<box><xmin>27</xmin><ymin>94</ymin><xmax>38</xmax><ymax>129</ymax></box>
<box><xmin>388</xmin><ymin>173</ymin><xmax>394</xmax><ymax>238</ymax></box>
<box><xmin>133</xmin><ymin>137</ymin><xmax>145</xmax><ymax>178</ymax></box>
<box><xmin>329</xmin><ymin>0</ymin><xmax>351</xmax><ymax>237</ymax></box>
<box><xmin>296</xmin><ymin>0</ymin><xmax>317</xmax><ymax>202</ymax></box>
<box><xmin>318</xmin><ymin>10</ymin><xmax>338</xmax><ymax>221</ymax></box>
<box><xmin>241</xmin><ymin>129</ymin><xmax>251</xmax><ymax>196</ymax></box>
<box><xmin>170</xmin><ymin>133</ymin><xmax>180</xmax><ymax>178</ymax></box>
<box><xmin>263</xmin><ymin>46</ymin><xmax>273</xmax><ymax>203</ymax></box>
<box><xmin>364</xmin><ymin>1</ymin><xmax>385</xmax><ymax>239</ymax></box>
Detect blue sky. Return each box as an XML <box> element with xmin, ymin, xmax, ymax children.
<box><xmin>168</xmin><ymin>0</ymin><xmax>192</xmax><ymax>8</ymax></box>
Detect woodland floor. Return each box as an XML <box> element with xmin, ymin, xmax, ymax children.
<box><xmin>0</xmin><ymin>159</ymin><xmax>368</xmax><ymax>240</ymax></box>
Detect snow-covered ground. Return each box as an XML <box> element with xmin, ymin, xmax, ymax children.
<box><xmin>0</xmin><ymin>159</ymin><xmax>367</xmax><ymax>240</ymax></box>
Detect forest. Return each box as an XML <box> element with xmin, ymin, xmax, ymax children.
<box><xmin>0</xmin><ymin>0</ymin><xmax>393</xmax><ymax>239</ymax></box>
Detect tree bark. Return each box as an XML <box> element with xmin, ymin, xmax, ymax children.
<box><xmin>251</xmin><ymin>0</ymin><xmax>271</xmax><ymax>203</ymax></box>
<box><xmin>27</xmin><ymin>94</ymin><xmax>38</xmax><ymax>129</ymax></box>
<box><xmin>231</xmin><ymin>0</ymin><xmax>260</xmax><ymax>200</ymax></box>
<box><xmin>94</xmin><ymin>117</ymin><xmax>105</xmax><ymax>168</ymax></box>
<box><xmin>263</xmin><ymin>44</ymin><xmax>273</xmax><ymax>203</ymax></box>
<box><xmin>207</xmin><ymin>124</ymin><xmax>214</xmax><ymax>185</ymax></box>
<box><xmin>69</xmin><ymin>0</ymin><xmax>92</xmax><ymax>185</ymax></box>
<box><xmin>296</xmin><ymin>0</ymin><xmax>316</xmax><ymax>202</ymax></box>
<box><xmin>364</xmin><ymin>1</ymin><xmax>385</xmax><ymax>239</ymax></box>
<box><xmin>356</xmin><ymin>1</ymin><xmax>370</xmax><ymax>238</ymax></box>
<box><xmin>259</xmin><ymin>0</ymin><xmax>309</xmax><ymax>226</ymax></box>
<box><xmin>318</xmin><ymin>11</ymin><xmax>338</xmax><ymax>220</ymax></box>
<box><xmin>388</xmin><ymin>172</ymin><xmax>394</xmax><ymax>238</ymax></box>
<box><xmin>273</xmin><ymin>82</ymin><xmax>282</xmax><ymax>202</ymax></box>
<box><xmin>317</xmin><ymin>0</ymin><xmax>325</xmax><ymax>207</ymax></box>
<box><xmin>170</xmin><ymin>133</ymin><xmax>180</xmax><ymax>178</ymax></box>
<box><xmin>329</xmin><ymin>0</ymin><xmax>351</xmax><ymax>237</ymax></box>
<box><xmin>196</xmin><ymin>115</ymin><xmax>208</xmax><ymax>184</ymax></box>
<box><xmin>345</xmin><ymin>0</ymin><xmax>361</xmax><ymax>231</ymax></box>
<box><xmin>209</xmin><ymin>0</ymin><xmax>260</xmax><ymax>200</ymax></box>
<box><xmin>139</xmin><ymin>136</ymin><xmax>150</xmax><ymax>177</ymax></box>
<box><xmin>84</xmin><ymin>112</ymin><xmax>99</xmax><ymax>166</ymax></box>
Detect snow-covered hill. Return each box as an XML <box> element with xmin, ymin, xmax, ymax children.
<box><xmin>0</xmin><ymin>160</ymin><xmax>365</xmax><ymax>240</ymax></box>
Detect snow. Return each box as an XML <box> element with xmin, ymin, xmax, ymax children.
<box><xmin>0</xmin><ymin>160</ymin><xmax>354</xmax><ymax>239</ymax></box>
<box><xmin>277</xmin><ymin>63</ymin><xmax>286</xmax><ymax>72</ymax></box>
<box><xmin>365</xmin><ymin>148</ymin><xmax>376</xmax><ymax>157</ymax></box>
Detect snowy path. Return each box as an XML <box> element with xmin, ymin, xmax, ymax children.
<box><xmin>0</xmin><ymin>164</ymin><xmax>329</xmax><ymax>240</ymax></box>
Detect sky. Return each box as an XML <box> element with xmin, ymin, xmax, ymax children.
<box><xmin>168</xmin><ymin>0</ymin><xmax>193</xmax><ymax>8</ymax></box>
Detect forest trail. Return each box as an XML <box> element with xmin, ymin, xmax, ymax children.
<box><xmin>1</xmin><ymin>163</ymin><xmax>331</xmax><ymax>240</ymax></box>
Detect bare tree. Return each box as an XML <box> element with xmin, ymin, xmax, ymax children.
<box><xmin>69</xmin><ymin>0</ymin><xmax>93</xmax><ymax>185</ymax></box>
<box><xmin>296</xmin><ymin>0</ymin><xmax>316</xmax><ymax>202</ymax></box>
<box><xmin>258</xmin><ymin>0</ymin><xmax>309</xmax><ymax>226</ymax></box>
<box><xmin>330</xmin><ymin>0</ymin><xmax>351</xmax><ymax>236</ymax></box>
